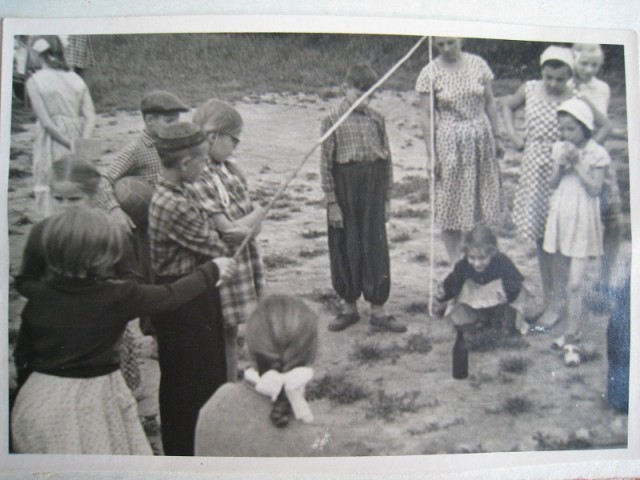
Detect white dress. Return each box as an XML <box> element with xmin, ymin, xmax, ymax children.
<box><xmin>27</xmin><ymin>68</ymin><xmax>90</xmax><ymax>218</ymax></box>
<box><xmin>543</xmin><ymin>139</ymin><xmax>610</xmax><ymax>258</ymax></box>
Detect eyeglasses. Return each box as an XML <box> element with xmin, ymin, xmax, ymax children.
<box><xmin>207</xmin><ymin>131</ymin><xmax>240</xmax><ymax>147</ymax></box>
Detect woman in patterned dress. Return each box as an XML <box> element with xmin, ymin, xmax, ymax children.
<box><xmin>416</xmin><ymin>37</ymin><xmax>502</xmax><ymax>264</ymax></box>
<box><xmin>502</xmin><ymin>46</ymin><xmax>574</xmax><ymax>328</ymax></box>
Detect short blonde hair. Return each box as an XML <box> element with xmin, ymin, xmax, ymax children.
<box><xmin>43</xmin><ymin>207</ymin><xmax>124</xmax><ymax>279</ymax></box>
<box><xmin>572</xmin><ymin>43</ymin><xmax>605</xmax><ymax>63</ymax></box>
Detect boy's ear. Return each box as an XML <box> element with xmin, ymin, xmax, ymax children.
<box><xmin>178</xmin><ymin>155</ymin><xmax>192</xmax><ymax>172</ymax></box>
<box><xmin>143</xmin><ymin>113</ymin><xmax>155</xmax><ymax>126</ymax></box>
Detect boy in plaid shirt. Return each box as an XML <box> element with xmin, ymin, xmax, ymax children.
<box><xmin>149</xmin><ymin>121</ymin><xmax>235</xmax><ymax>456</ymax></box>
<box><xmin>320</xmin><ymin>64</ymin><xmax>405</xmax><ymax>334</ymax></box>
<box><xmin>189</xmin><ymin>99</ymin><xmax>265</xmax><ymax>382</ymax></box>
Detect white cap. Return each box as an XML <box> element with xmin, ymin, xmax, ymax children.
<box><xmin>557</xmin><ymin>97</ymin><xmax>595</xmax><ymax>131</ymax></box>
<box><xmin>32</xmin><ymin>38</ymin><xmax>51</xmax><ymax>54</ymax></box>
<box><xmin>540</xmin><ymin>46</ymin><xmax>574</xmax><ymax>72</ymax></box>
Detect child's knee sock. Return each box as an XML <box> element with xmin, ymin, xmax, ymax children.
<box><xmin>371</xmin><ymin>303</ymin><xmax>386</xmax><ymax>317</ymax></box>
<box><xmin>343</xmin><ymin>301</ymin><xmax>358</xmax><ymax>315</ymax></box>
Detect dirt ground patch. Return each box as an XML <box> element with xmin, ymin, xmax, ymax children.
<box><xmin>7</xmin><ymin>89</ymin><xmax>629</xmax><ymax>455</ymax></box>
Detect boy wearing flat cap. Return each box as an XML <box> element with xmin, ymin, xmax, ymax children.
<box><xmin>100</xmin><ymin>90</ymin><xmax>189</xmax><ymax>336</ymax></box>
<box><xmin>101</xmin><ymin>90</ymin><xmax>190</xmax><ymax>231</ymax></box>
<box><xmin>149</xmin><ymin>121</ymin><xmax>234</xmax><ymax>456</ymax></box>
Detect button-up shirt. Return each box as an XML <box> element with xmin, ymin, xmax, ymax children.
<box><xmin>320</xmin><ymin>100</ymin><xmax>393</xmax><ymax>203</ymax></box>
<box><xmin>100</xmin><ymin>130</ymin><xmax>162</xmax><ymax>211</ymax></box>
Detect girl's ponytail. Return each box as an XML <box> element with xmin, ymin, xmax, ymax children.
<box><xmin>270</xmin><ymin>390</ymin><xmax>293</xmax><ymax>428</ymax></box>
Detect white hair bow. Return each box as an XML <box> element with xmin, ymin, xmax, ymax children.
<box><xmin>244</xmin><ymin>367</ymin><xmax>314</xmax><ymax>423</ymax></box>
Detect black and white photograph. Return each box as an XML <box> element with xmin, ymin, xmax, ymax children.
<box><xmin>1</xmin><ymin>12</ymin><xmax>639</xmax><ymax>479</ymax></box>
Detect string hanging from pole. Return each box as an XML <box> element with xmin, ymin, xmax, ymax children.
<box><xmin>428</xmin><ymin>36</ymin><xmax>436</xmax><ymax>317</ymax></box>
<box><xmin>228</xmin><ymin>35</ymin><xmax>429</xmax><ymax>261</ymax></box>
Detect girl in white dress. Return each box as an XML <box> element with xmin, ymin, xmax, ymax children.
<box><xmin>543</xmin><ymin>98</ymin><xmax>610</xmax><ymax>366</ymax></box>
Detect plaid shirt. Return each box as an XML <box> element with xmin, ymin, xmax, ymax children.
<box><xmin>100</xmin><ymin>130</ymin><xmax>162</xmax><ymax>211</ymax></box>
<box><xmin>188</xmin><ymin>160</ymin><xmax>265</xmax><ymax>327</ymax></box>
<box><xmin>149</xmin><ymin>177</ymin><xmax>227</xmax><ymax>277</ymax></box>
<box><xmin>320</xmin><ymin>99</ymin><xmax>393</xmax><ymax>203</ymax></box>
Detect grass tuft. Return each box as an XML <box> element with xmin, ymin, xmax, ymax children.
<box><xmin>390</xmin><ymin>231</ymin><xmax>412</xmax><ymax>243</ymax></box>
<box><xmin>299</xmin><ymin>247</ymin><xmax>327</xmax><ymax>258</ymax></box>
<box><xmin>500</xmin><ymin>396</ymin><xmax>533</xmax><ymax>415</ymax></box>
<box><xmin>306</xmin><ymin>373</ymin><xmax>369</xmax><ymax>404</ymax></box>
<box><xmin>351</xmin><ymin>340</ymin><xmax>396</xmax><ymax>364</ymax></box>
<box><xmin>301</xmin><ymin>228</ymin><xmax>327</xmax><ymax>239</ymax></box>
<box><xmin>262</xmin><ymin>253</ymin><xmax>298</xmax><ymax>269</ymax></box>
<box><xmin>499</xmin><ymin>355</ymin><xmax>529</xmax><ymax>374</ymax></box>
<box><xmin>404</xmin><ymin>333</ymin><xmax>433</xmax><ymax>354</ymax></box>
<box><xmin>405</xmin><ymin>302</ymin><xmax>429</xmax><ymax>314</ymax></box>
<box><xmin>365</xmin><ymin>390</ymin><xmax>425</xmax><ymax>421</ymax></box>
<box><xmin>533</xmin><ymin>432</ymin><xmax>593</xmax><ymax>451</ymax></box>
<box><xmin>302</xmin><ymin>289</ymin><xmax>341</xmax><ymax>314</ymax></box>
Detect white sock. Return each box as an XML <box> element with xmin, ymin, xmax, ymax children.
<box><xmin>371</xmin><ymin>304</ymin><xmax>386</xmax><ymax>317</ymax></box>
<box><xmin>343</xmin><ymin>302</ymin><xmax>358</xmax><ymax>315</ymax></box>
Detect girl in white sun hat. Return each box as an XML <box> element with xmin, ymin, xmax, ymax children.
<box><xmin>542</xmin><ymin>97</ymin><xmax>610</xmax><ymax>366</ymax></box>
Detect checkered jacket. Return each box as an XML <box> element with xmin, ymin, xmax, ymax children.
<box><xmin>188</xmin><ymin>160</ymin><xmax>265</xmax><ymax>327</ymax></box>
<box><xmin>149</xmin><ymin>177</ymin><xmax>227</xmax><ymax>278</ymax></box>
<box><xmin>320</xmin><ymin>99</ymin><xmax>393</xmax><ymax>204</ymax></box>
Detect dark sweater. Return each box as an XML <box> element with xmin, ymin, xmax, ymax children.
<box><xmin>439</xmin><ymin>252</ymin><xmax>524</xmax><ymax>304</ymax></box>
<box><xmin>14</xmin><ymin>262</ymin><xmax>219</xmax><ymax>380</ymax></box>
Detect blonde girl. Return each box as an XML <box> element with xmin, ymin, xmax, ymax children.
<box><xmin>196</xmin><ymin>295</ymin><xmax>333</xmax><ymax>456</ymax></box>
<box><xmin>12</xmin><ymin>207</ymin><xmax>235</xmax><ymax>454</ymax></box>
<box><xmin>543</xmin><ymin>98</ymin><xmax>610</xmax><ymax>366</ymax></box>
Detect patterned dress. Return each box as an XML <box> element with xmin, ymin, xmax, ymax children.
<box><xmin>189</xmin><ymin>160</ymin><xmax>265</xmax><ymax>327</ymax></box>
<box><xmin>512</xmin><ymin>81</ymin><xmax>562</xmax><ymax>241</ymax></box>
<box><xmin>415</xmin><ymin>53</ymin><xmax>501</xmax><ymax>231</ymax></box>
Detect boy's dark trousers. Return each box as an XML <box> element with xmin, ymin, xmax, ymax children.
<box><xmin>328</xmin><ymin>160</ymin><xmax>390</xmax><ymax>305</ymax></box>
<box><xmin>151</xmin><ymin>277</ymin><xmax>227</xmax><ymax>456</ymax></box>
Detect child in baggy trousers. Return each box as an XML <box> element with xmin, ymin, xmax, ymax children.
<box><xmin>11</xmin><ymin>207</ymin><xmax>236</xmax><ymax>454</ymax></box>
<box><xmin>320</xmin><ymin>64</ymin><xmax>405</xmax><ymax>334</ymax></box>
<box><xmin>543</xmin><ymin>98</ymin><xmax>610</xmax><ymax>366</ymax></box>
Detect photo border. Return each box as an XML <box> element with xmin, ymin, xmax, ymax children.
<box><xmin>1</xmin><ymin>14</ymin><xmax>638</xmax><ymax>478</ymax></box>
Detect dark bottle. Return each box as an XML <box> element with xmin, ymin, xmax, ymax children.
<box><xmin>452</xmin><ymin>328</ymin><xmax>468</xmax><ymax>379</ymax></box>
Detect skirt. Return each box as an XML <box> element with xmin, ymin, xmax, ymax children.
<box><xmin>11</xmin><ymin>371</ymin><xmax>152</xmax><ymax>455</ymax></box>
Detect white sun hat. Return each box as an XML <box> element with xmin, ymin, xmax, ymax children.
<box><xmin>557</xmin><ymin>97</ymin><xmax>595</xmax><ymax>131</ymax></box>
<box><xmin>540</xmin><ymin>45</ymin><xmax>575</xmax><ymax>72</ymax></box>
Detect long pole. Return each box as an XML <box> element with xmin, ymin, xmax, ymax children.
<box><xmin>230</xmin><ymin>35</ymin><xmax>428</xmax><ymax>260</ymax></box>
<box><xmin>428</xmin><ymin>36</ymin><xmax>436</xmax><ymax>317</ymax></box>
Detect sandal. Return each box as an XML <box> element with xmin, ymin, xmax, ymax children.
<box><xmin>551</xmin><ymin>331</ymin><xmax>582</xmax><ymax>351</ymax></box>
<box><xmin>564</xmin><ymin>344</ymin><xmax>581</xmax><ymax>367</ymax></box>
